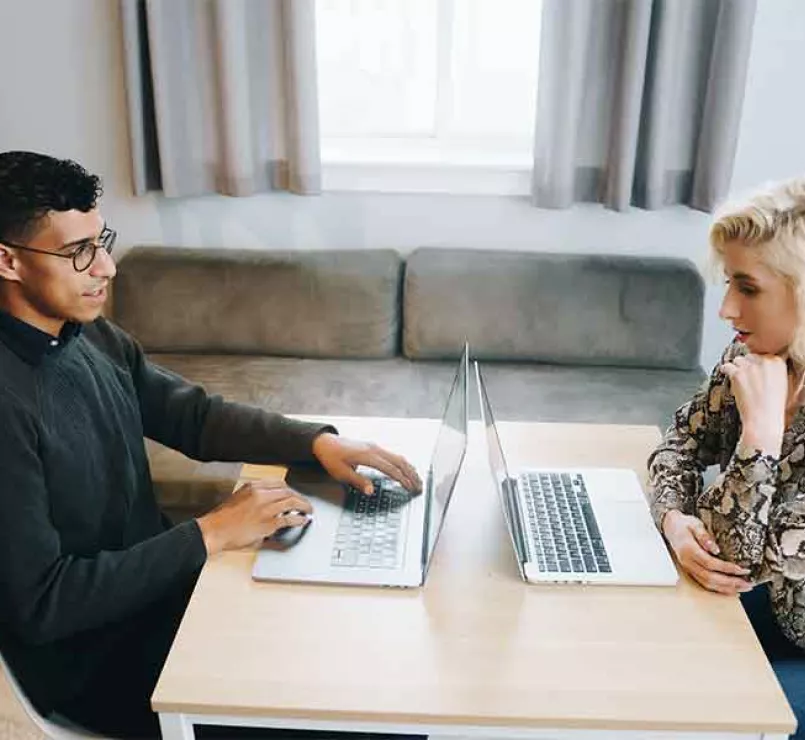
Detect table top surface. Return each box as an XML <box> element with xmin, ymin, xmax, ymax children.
<box><xmin>153</xmin><ymin>417</ymin><xmax>796</xmax><ymax>734</ymax></box>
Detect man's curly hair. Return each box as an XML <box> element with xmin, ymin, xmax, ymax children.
<box><xmin>0</xmin><ymin>151</ymin><xmax>103</xmax><ymax>244</ymax></box>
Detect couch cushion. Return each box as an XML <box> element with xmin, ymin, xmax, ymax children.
<box><xmin>113</xmin><ymin>247</ymin><xmax>402</xmax><ymax>358</ymax></box>
<box><xmin>151</xmin><ymin>354</ymin><xmax>703</xmax><ymax>425</ymax></box>
<box><xmin>152</xmin><ymin>355</ymin><xmax>462</xmax><ymax>421</ymax></box>
<box><xmin>403</xmin><ymin>248</ymin><xmax>704</xmax><ymax>370</ymax></box>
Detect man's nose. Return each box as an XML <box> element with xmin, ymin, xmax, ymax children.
<box><xmin>90</xmin><ymin>246</ymin><xmax>117</xmax><ymax>279</ymax></box>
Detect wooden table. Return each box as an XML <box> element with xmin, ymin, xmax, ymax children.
<box><xmin>153</xmin><ymin>417</ymin><xmax>796</xmax><ymax>740</ymax></box>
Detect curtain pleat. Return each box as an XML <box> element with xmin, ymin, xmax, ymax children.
<box><xmin>120</xmin><ymin>0</ymin><xmax>321</xmax><ymax>198</ymax></box>
<box><xmin>532</xmin><ymin>0</ymin><xmax>757</xmax><ymax>212</ymax></box>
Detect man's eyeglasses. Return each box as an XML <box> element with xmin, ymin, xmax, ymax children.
<box><xmin>2</xmin><ymin>225</ymin><xmax>117</xmax><ymax>272</ymax></box>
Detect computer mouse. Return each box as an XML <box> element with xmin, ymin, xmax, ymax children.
<box><xmin>267</xmin><ymin>515</ymin><xmax>312</xmax><ymax>550</ymax></box>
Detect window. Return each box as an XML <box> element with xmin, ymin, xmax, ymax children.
<box><xmin>315</xmin><ymin>0</ymin><xmax>542</xmax><ymax>193</ymax></box>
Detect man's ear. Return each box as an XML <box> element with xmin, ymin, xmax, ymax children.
<box><xmin>0</xmin><ymin>245</ymin><xmax>22</xmax><ymax>283</ymax></box>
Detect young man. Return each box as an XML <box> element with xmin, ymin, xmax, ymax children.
<box><xmin>0</xmin><ymin>151</ymin><xmax>421</xmax><ymax>738</ymax></box>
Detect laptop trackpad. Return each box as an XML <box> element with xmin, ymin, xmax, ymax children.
<box><xmin>581</xmin><ymin>468</ymin><xmax>649</xmax><ymax>503</ymax></box>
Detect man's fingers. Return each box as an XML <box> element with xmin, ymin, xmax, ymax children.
<box><xmin>330</xmin><ymin>460</ymin><xmax>374</xmax><ymax>495</ymax></box>
<box><xmin>275</xmin><ymin>512</ymin><xmax>311</xmax><ymax>529</ymax></box>
<box><xmin>279</xmin><ymin>495</ymin><xmax>314</xmax><ymax>516</ymax></box>
<box><xmin>375</xmin><ymin>448</ymin><xmax>422</xmax><ymax>492</ymax></box>
<box><xmin>261</xmin><ymin>491</ymin><xmax>313</xmax><ymax>516</ymax></box>
<box><xmin>338</xmin><ymin>441</ymin><xmax>421</xmax><ymax>492</ymax></box>
<box><xmin>363</xmin><ymin>448</ymin><xmax>421</xmax><ymax>493</ymax></box>
<box><xmin>316</xmin><ymin>436</ymin><xmax>423</xmax><ymax>493</ymax></box>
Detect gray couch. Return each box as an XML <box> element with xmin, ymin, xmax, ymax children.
<box><xmin>112</xmin><ymin>246</ymin><xmax>706</xmax><ymax>520</ymax></box>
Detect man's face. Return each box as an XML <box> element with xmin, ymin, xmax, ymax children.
<box><xmin>0</xmin><ymin>208</ymin><xmax>116</xmax><ymax>334</ymax></box>
<box><xmin>718</xmin><ymin>239</ymin><xmax>798</xmax><ymax>357</ymax></box>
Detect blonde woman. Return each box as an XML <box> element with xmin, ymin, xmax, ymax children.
<box><xmin>648</xmin><ymin>178</ymin><xmax>805</xmax><ymax>737</ymax></box>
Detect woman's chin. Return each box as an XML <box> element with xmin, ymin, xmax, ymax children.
<box><xmin>739</xmin><ymin>337</ymin><xmax>762</xmax><ymax>354</ymax></box>
<box><xmin>741</xmin><ymin>338</ymin><xmax>792</xmax><ymax>357</ymax></box>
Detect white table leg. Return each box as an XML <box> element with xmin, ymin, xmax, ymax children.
<box><xmin>158</xmin><ymin>712</ymin><xmax>195</xmax><ymax>740</ymax></box>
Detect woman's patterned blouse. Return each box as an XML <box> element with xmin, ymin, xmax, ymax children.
<box><xmin>648</xmin><ymin>341</ymin><xmax>805</xmax><ymax>649</ymax></box>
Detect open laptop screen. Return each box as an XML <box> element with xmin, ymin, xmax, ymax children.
<box><xmin>420</xmin><ymin>346</ymin><xmax>468</xmax><ymax>579</ymax></box>
<box><xmin>475</xmin><ymin>361</ymin><xmax>527</xmax><ymax>572</ymax></box>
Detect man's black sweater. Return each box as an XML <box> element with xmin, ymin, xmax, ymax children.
<box><xmin>0</xmin><ymin>314</ymin><xmax>331</xmax><ymax>712</ymax></box>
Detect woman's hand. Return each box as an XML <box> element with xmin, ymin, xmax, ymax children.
<box><xmin>720</xmin><ymin>353</ymin><xmax>787</xmax><ymax>456</ymax></box>
<box><xmin>662</xmin><ymin>510</ymin><xmax>753</xmax><ymax>595</ymax></box>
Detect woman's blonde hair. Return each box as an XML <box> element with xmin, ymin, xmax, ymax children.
<box><xmin>710</xmin><ymin>177</ymin><xmax>805</xmax><ymax>367</ymax></box>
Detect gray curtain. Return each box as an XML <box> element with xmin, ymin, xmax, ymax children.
<box><xmin>120</xmin><ymin>0</ymin><xmax>321</xmax><ymax>197</ymax></box>
<box><xmin>532</xmin><ymin>0</ymin><xmax>756</xmax><ymax>212</ymax></box>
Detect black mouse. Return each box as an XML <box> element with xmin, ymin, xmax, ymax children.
<box><xmin>266</xmin><ymin>515</ymin><xmax>312</xmax><ymax>550</ymax></box>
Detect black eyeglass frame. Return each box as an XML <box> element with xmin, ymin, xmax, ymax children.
<box><xmin>2</xmin><ymin>225</ymin><xmax>117</xmax><ymax>272</ymax></box>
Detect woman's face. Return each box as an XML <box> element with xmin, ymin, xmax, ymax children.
<box><xmin>718</xmin><ymin>240</ymin><xmax>799</xmax><ymax>356</ymax></box>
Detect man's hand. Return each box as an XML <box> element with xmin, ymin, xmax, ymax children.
<box><xmin>720</xmin><ymin>353</ymin><xmax>787</xmax><ymax>456</ymax></box>
<box><xmin>662</xmin><ymin>510</ymin><xmax>752</xmax><ymax>595</ymax></box>
<box><xmin>196</xmin><ymin>480</ymin><xmax>313</xmax><ymax>556</ymax></box>
<box><xmin>312</xmin><ymin>433</ymin><xmax>422</xmax><ymax>495</ymax></box>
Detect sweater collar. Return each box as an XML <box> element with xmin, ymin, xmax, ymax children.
<box><xmin>0</xmin><ymin>310</ymin><xmax>82</xmax><ymax>366</ymax></box>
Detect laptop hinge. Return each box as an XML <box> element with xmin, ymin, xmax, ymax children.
<box><xmin>419</xmin><ymin>466</ymin><xmax>435</xmax><ymax>576</ymax></box>
<box><xmin>502</xmin><ymin>478</ymin><xmax>529</xmax><ymax>566</ymax></box>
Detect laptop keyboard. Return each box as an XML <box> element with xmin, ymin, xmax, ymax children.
<box><xmin>520</xmin><ymin>472</ymin><xmax>611</xmax><ymax>574</ymax></box>
<box><xmin>331</xmin><ymin>479</ymin><xmax>409</xmax><ymax>569</ymax></box>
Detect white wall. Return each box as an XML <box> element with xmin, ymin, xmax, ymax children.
<box><xmin>1</xmin><ymin>0</ymin><xmax>804</xmax><ymax>371</ymax></box>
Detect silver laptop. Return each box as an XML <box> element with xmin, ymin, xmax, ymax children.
<box><xmin>475</xmin><ymin>361</ymin><xmax>678</xmax><ymax>586</ymax></box>
<box><xmin>252</xmin><ymin>346</ymin><xmax>469</xmax><ymax>588</ymax></box>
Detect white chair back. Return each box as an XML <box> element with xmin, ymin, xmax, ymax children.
<box><xmin>0</xmin><ymin>650</ymin><xmax>112</xmax><ymax>739</ymax></box>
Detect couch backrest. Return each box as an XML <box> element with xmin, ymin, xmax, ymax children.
<box><xmin>403</xmin><ymin>248</ymin><xmax>704</xmax><ymax>370</ymax></box>
<box><xmin>113</xmin><ymin>247</ymin><xmax>402</xmax><ymax>358</ymax></box>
